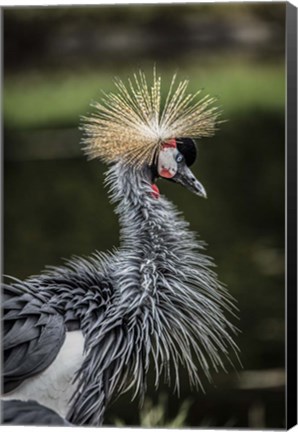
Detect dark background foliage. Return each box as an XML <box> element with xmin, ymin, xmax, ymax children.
<box><xmin>3</xmin><ymin>2</ymin><xmax>285</xmax><ymax>428</ymax></box>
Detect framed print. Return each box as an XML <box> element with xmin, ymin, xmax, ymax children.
<box><xmin>1</xmin><ymin>1</ymin><xmax>297</xmax><ymax>430</ymax></box>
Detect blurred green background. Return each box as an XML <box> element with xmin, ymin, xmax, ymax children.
<box><xmin>3</xmin><ymin>3</ymin><xmax>285</xmax><ymax>429</ymax></box>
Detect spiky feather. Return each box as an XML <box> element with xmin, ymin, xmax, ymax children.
<box><xmin>82</xmin><ymin>68</ymin><xmax>221</xmax><ymax>167</ymax></box>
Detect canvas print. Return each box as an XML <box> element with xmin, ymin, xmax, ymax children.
<box><xmin>1</xmin><ymin>2</ymin><xmax>288</xmax><ymax>429</ymax></box>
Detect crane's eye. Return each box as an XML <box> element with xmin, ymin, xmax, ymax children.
<box><xmin>176</xmin><ymin>153</ymin><xmax>184</xmax><ymax>163</ymax></box>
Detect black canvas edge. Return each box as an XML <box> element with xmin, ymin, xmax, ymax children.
<box><xmin>0</xmin><ymin>6</ymin><xmax>4</xmax><ymax>427</ymax></box>
<box><xmin>286</xmin><ymin>2</ymin><xmax>298</xmax><ymax>430</ymax></box>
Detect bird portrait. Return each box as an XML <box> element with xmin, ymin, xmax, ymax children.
<box><xmin>2</xmin><ymin>68</ymin><xmax>239</xmax><ymax>426</ymax></box>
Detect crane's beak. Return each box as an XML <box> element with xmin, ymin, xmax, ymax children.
<box><xmin>172</xmin><ymin>165</ymin><xmax>207</xmax><ymax>198</ymax></box>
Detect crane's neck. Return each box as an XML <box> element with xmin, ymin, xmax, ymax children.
<box><xmin>106</xmin><ymin>162</ymin><xmax>197</xmax><ymax>298</ymax></box>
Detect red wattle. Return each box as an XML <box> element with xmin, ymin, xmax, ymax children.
<box><xmin>151</xmin><ymin>184</ymin><xmax>160</xmax><ymax>199</ymax></box>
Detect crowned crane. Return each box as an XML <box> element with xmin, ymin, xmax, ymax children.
<box><xmin>2</xmin><ymin>69</ymin><xmax>239</xmax><ymax>426</ymax></box>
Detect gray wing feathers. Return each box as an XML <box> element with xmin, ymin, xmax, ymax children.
<box><xmin>2</xmin><ymin>400</ymin><xmax>71</xmax><ymax>426</ymax></box>
<box><xmin>3</xmin><ymin>282</ymin><xmax>66</xmax><ymax>393</ymax></box>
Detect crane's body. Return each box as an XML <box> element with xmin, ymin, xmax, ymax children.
<box><xmin>3</xmin><ymin>331</ymin><xmax>84</xmax><ymax>417</ymax></box>
<box><xmin>2</xmin><ymin>69</ymin><xmax>238</xmax><ymax>426</ymax></box>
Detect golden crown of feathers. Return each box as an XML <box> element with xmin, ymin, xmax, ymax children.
<box><xmin>81</xmin><ymin>68</ymin><xmax>221</xmax><ymax>167</ymax></box>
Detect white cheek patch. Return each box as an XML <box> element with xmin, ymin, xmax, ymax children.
<box><xmin>158</xmin><ymin>147</ymin><xmax>178</xmax><ymax>179</ymax></box>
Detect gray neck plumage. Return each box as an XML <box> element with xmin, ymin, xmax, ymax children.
<box><xmin>69</xmin><ymin>162</ymin><xmax>238</xmax><ymax>426</ymax></box>
<box><xmin>105</xmin><ymin>161</ymin><xmax>238</xmax><ymax>386</ymax></box>
<box><xmin>106</xmin><ymin>161</ymin><xmax>202</xmax><ymax>298</ymax></box>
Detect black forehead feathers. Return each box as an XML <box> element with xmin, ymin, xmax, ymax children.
<box><xmin>177</xmin><ymin>138</ymin><xmax>197</xmax><ymax>167</ymax></box>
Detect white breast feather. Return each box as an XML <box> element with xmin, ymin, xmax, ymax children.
<box><xmin>3</xmin><ymin>330</ymin><xmax>85</xmax><ymax>418</ymax></box>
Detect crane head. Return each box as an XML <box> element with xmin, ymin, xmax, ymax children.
<box><xmin>153</xmin><ymin>137</ymin><xmax>207</xmax><ymax>198</ymax></box>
